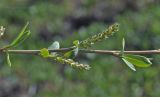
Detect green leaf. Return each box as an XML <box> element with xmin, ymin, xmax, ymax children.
<box><xmin>73</xmin><ymin>40</ymin><xmax>79</xmax><ymax>47</ymax></box>
<box><xmin>10</xmin><ymin>22</ymin><xmax>30</xmax><ymax>47</ymax></box>
<box><xmin>64</xmin><ymin>40</ymin><xmax>79</xmax><ymax>58</ymax></box>
<box><xmin>122</xmin><ymin>58</ymin><xmax>136</xmax><ymax>71</ymax></box>
<box><xmin>40</xmin><ymin>48</ymin><xmax>50</xmax><ymax>58</ymax></box>
<box><xmin>64</xmin><ymin>47</ymin><xmax>79</xmax><ymax>59</ymax></box>
<box><xmin>121</xmin><ymin>38</ymin><xmax>125</xmax><ymax>55</ymax></box>
<box><xmin>6</xmin><ymin>52</ymin><xmax>12</xmax><ymax>67</ymax></box>
<box><xmin>122</xmin><ymin>54</ymin><xmax>152</xmax><ymax>67</ymax></box>
<box><xmin>13</xmin><ymin>30</ymin><xmax>31</xmax><ymax>47</ymax></box>
<box><xmin>48</xmin><ymin>41</ymin><xmax>60</xmax><ymax>50</ymax></box>
<box><xmin>48</xmin><ymin>41</ymin><xmax>60</xmax><ymax>56</ymax></box>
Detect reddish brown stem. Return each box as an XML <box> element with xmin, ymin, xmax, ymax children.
<box><xmin>0</xmin><ymin>48</ymin><xmax>160</xmax><ymax>56</ymax></box>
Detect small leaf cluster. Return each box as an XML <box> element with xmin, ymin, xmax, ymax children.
<box><xmin>40</xmin><ymin>39</ymin><xmax>90</xmax><ymax>70</ymax></box>
<box><xmin>9</xmin><ymin>22</ymin><xmax>30</xmax><ymax>48</ymax></box>
<box><xmin>39</xmin><ymin>24</ymin><xmax>120</xmax><ymax>70</ymax></box>
<box><xmin>1</xmin><ymin>23</ymin><xmax>31</xmax><ymax>66</ymax></box>
<box><xmin>121</xmin><ymin>38</ymin><xmax>152</xmax><ymax>71</ymax></box>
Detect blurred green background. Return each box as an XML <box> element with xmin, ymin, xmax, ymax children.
<box><xmin>0</xmin><ymin>0</ymin><xmax>160</xmax><ymax>97</ymax></box>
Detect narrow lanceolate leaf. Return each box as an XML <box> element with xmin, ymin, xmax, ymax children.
<box><xmin>6</xmin><ymin>52</ymin><xmax>12</xmax><ymax>67</ymax></box>
<box><xmin>123</xmin><ymin>54</ymin><xmax>152</xmax><ymax>67</ymax></box>
<box><xmin>40</xmin><ymin>48</ymin><xmax>50</xmax><ymax>58</ymax></box>
<box><xmin>10</xmin><ymin>22</ymin><xmax>30</xmax><ymax>47</ymax></box>
<box><xmin>64</xmin><ymin>47</ymin><xmax>79</xmax><ymax>59</ymax></box>
<box><xmin>122</xmin><ymin>58</ymin><xmax>136</xmax><ymax>71</ymax></box>
<box><xmin>121</xmin><ymin>38</ymin><xmax>125</xmax><ymax>55</ymax></box>
<box><xmin>64</xmin><ymin>40</ymin><xmax>79</xmax><ymax>59</ymax></box>
<box><xmin>12</xmin><ymin>30</ymin><xmax>31</xmax><ymax>47</ymax></box>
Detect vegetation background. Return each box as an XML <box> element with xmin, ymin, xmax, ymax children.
<box><xmin>0</xmin><ymin>0</ymin><xmax>160</xmax><ymax>97</ymax></box>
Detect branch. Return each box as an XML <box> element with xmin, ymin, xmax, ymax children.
<box><xmin>0</xmin><ymin>23</ymin><xmax>154</xmax><ymax>71</ymax></box>
<box><xmin>1</xmin><ymin>48</ymin><xmax>160</xmax><ymax>56</ymax></box>
<box><xmin>0</xmin><ymin>47</ymin><xmax>75</xmax><ymax>55</ymax></box>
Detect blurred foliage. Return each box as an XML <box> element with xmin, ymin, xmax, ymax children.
<box><xmin>0</xmin><ymin>0</ymin><xmax>160</xmax><ymax>97</ymax></box>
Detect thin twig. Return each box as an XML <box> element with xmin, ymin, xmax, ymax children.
<box><xmin>1</xmin><ymin>47</ymin><xmax>160</xmax><ymax>56</ymax></box>
<box><xmin>0</xmin><ymin>47</ymin><xmax>75</xmax><ymax>55</ymax></box>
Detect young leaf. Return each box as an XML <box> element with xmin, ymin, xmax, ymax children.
<box><xmin>48</xmin><ymin>41</ymin><xmax>60</xmax><ymax>56</ymax></box>
<box><xmin>123</xmin><ymin>54</ymin><xmax>152</xmax><ymax>67</ymax></box>
<box><xmin>121</xmin><ymin>38</ymin><xmax>125</xmax><ymax>55</ymax></box>
<box><xmin>9</xmin><ymin>22</ymin><xmax>30</xmax><ymax>47</ymax></box>
<box><xmin>40</xmin><ymin>48</ymin><xmax>50</xmax><ymax>58</ymax></box>
<box><xmin>73</xmin><ymin>40</ymin><xmax>79</xmax><ymax>47</ymax></box>
<box><xmin>122</xmin><ymin>58</ymin><xmax>136</xmax><ymax>71</ymax></box>
<box><xmin>48</xmin><ymin>41</ymin><xmax>60</xmax><ymax>50</ymax></box>
<box><xmin>64</xmin><ymin>47</ymin><xmax>78</xmax><ymax>59</ymax></box>
<box><xmin>6</xmin><ymin>52</ymin><xmax>12</xmax><ymax>67</ymax></box>
<box><xmin>64</xmin><ymin>40</ymin><xmax>79</xmax><ymax>59</ymax></box>
<box><xmin>12</xmin><ymin>30</ymin><xmax>31</xmax><ymax>47</ymax></box>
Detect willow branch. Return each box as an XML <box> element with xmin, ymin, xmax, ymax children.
<box><xmin>1</xmin><ymin>48</ymin><xmax>160</xmax><ymax>56</ymax></box>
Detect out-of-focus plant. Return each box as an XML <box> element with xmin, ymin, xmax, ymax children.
<box><xmin>1</xmin><ymin>22</ymin><xmax>158</xmax><ymax>71</ymax></box>
<box><xmin>0</xmin><ymin>26</ymin><xmax>5</xmax><ymax>38</ymax></box>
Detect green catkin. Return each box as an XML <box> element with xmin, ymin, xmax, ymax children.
<box><xmin>50</xmin><ymin>56</ymin><xmax>91</xmax><ymax>70</ymax></box>
<box><xmin>79</xmin><ymin>23</ymin><xmax>119</xmax><ymax>48</ymax></box>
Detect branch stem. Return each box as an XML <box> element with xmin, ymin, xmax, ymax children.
<box><xmin>1</xmin><ymin>47</ymin><xmax>160</xmax><ymax>55</ymax></box>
